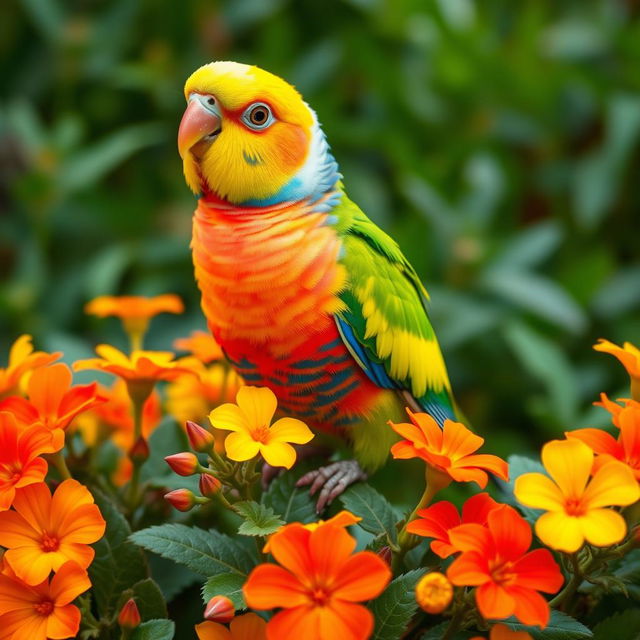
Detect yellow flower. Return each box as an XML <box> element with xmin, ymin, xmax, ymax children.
<box><xmin>85</xmin><ymin>294</ymin><xmax>184</xmax><ymax>349</ymax></box>
<box><xmin>514</xmin><ymin>439</ymin><xmax>640</xmax><ymax>552</ymax></box>
<box><xmin>594</xmin><ymin>339</ymin><xmax>640</xmax><ymax>400</ymax></box>
<box><xmin>209</xmin><ymin>387</ymin><xmax>313</xmax><ymax>469</ymax></box>
<box><xmin>0</xmin><ymin>335</ymin><xmax>60</xmax><ymax>397</ymax></box>
<box><xmin>415</xmin><ymin>572</ymin><xmax>453</xmax><ymax>614</ymax></box>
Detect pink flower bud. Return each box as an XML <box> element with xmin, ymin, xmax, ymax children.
<box><xmin>204</xmin><ymin>595</ymin><xmax>234</xmax><ymax>623</ymax></box>
<box><xmin>129</xmin><ymin>436</ymin><xmax>150</xmax><ymax>464</ymax></box>
<box><xmin>164</xmin><ymin>488</ymin><xmax>196</xmax><ymax>512</ymax></box>
<box><xmin>199</xmin><ymin>474</ymin><xmax>221</xmax><ymax>498</ymax></box>
<box><xmin>118</xmin><ymin>598</ymin><xmax>141</xmax><ymax>629</ymax></box>
<box><xmin>165</xmin><ymin>452</ymin><xmax>199</xmax><ymax>476</ymax></box>
<box><xmin>186</xmin><ymin>420</ymin><xmax>216</xmax><ymax>452</ymax></box>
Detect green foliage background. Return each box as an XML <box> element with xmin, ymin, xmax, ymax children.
<box><xmin>2</xmin><ymin>0</ymin><xmax>640</xmax><ymax>456</ymax></box>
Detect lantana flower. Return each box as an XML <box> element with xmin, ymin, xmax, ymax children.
<box><xmin>389</xmin><ymin>411</ymin><xmax>509</xmax><ymax>488</ymax></box>
<box><xmin>85</xmin><ymin>294</ymin><xmax>184</xmax><ymax>349</ymax></box>
<box><xmin>0</xmin><ymin>480</ymin><xmax>106</xmax><ymax>585</ymax></box>
<box><xmin>0</xmin><ymin>363</ymin><xmax>106</xmax><ymax>451</ymax></box>
<box><xmin>243</xmin><ymin>523</ymin><xmax>391</xmax><ymax>640</ymax></box>
<box><xmin>209</xmin><ymin>387</ymin><xmax>313</xmax><ymax>469</ymax></box>
<box><xmin>0</xmin><ymin>335</ymin><xmax>60</xmax><ymax>397</ymax></box>
<box><xmin>567</xmin><ymin>404</ymin><xmax>640</xmax><ymax>480</ymax></box>
<box><xmin>594</xmin><ymin>339</ymin><xmax>640</xmax><ymax>399</ymax></box>
<box><xmin>514</xmin><ymin>439</ymin><xmax>640</xmax><ymax>552</ymax></box>
<box><xmin>196</xmin><ymin>613</ymin><xmax>267</xmax><ymax>640</ymax></box>
<box><xmin>406</xmin><ymin>493</ymin><xmax>499</xmax><ymax>558</ymax></box>
<box><xmin>0</xmin><ymin>412</ymin><xmax>55</xmax><ymax>511</ymax></box>
<box><xmin>447</xmin><ymin>504</ymin><xmax>563</xmax><ymax>628</ymax></box>
<box><xmin>0</xmin><ymin>560</ymin><xmax>91</xmax><ymax>640</ymax></box>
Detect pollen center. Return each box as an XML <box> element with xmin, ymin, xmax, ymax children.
<box><xmin>251</xmin><ymin>425</ymin><xmax>270</xmax><ymax>444</ymax></box>
<box><xmin>0</xmin><ymin>464</ymin><xmax>22</xmax><ymax>483</ymax></box>
<box><xmin>310</xmin><ymin>586</ymin><xmax>331</xmax><ymax>606</ymax></box>
<box><xmin>40</xmin><ymin>532</ymin><xmax>60</xmax><ymax>552</ymax></box>
<box><xmin>489</xmin><ymin>559</ymin><xmax>516</xmax><ymax>586</ymax></box>
<box><xmin>34</xmin><ymin>600</ymin><xmax>54</xmax><ymax>616</ymax></box>
<box><xmin>564</xmin><ymin>498</ymin><xmax>586</xmax><ymax>516</ymax></box>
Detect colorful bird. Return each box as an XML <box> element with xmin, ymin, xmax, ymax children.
<box><xmin>178</xmin><ymin>61</ymin><xmax>456</xmax><ymax>508</ymax></box>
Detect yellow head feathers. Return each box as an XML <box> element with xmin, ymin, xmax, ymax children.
<box><xmin>179</xmin><ymin>61</ymin><xmax>318</xmax><ymax>204</ymax></box>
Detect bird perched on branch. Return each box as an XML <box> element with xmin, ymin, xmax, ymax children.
<box><xmin>178</xmin><ymin>61</ymin><xmax>456</xmax><ymax>509</ymax></box>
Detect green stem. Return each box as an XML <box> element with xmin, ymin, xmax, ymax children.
<box><xmin>125</xmin><ymin>394</ymin><xmax>146</xmax><ymax>513</ymax></box>
<box><xmin>549</xmin><ymin>552</ymin><xmax>586</xmax><ymax>610</ymax></box>
<box><xmin>51</xmin><ymin>450</ymin><xmax>72</xmax><ymax>480</ymax></box>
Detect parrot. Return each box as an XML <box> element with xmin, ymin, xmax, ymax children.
<box><xmin>177</xmin><ymin>61</ymin><xmax>456</xmax><ymax>509</ymax></box>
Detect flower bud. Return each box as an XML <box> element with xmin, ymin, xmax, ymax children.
<box><xmin>164</xmin><ymin>488</ymin><xmax>197</xmax><ymax>512</ymax></box>
<box><xmin>204</xmin><ymin>595</ymin><xmax>234</xmax><ymax>623</ymax></box>
<box><xmin>186</xmin><ymin>420</ymin><xmax>216</xmax><ymax>452</ymax></box>
<box><xmin>129</xmin><ymin>436</ymin><xmax>150</xmax><ymax>464</ymax></box>
<box><xmin>415</xmin><ymin>572</ymin><xmax>453</xmax><ymax>614</ymax></box>
<box><xmin>165</xmin><ymin>452</ymin><xmax>199</xmax><ymax>476</ymax></box>
<box><xmin>199</xmin><ymin>473</ymin><xmax>221</xmax><ymax>498</ymax></box>
<box><xmin>118</xmin><ymin>598</ymin><xmax>141</xmax><ymax>629</ymax></box>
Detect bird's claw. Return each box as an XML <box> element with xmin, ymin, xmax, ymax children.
<box><xmin>296</xmin><ymin>460</ymin><xmax>367</xmax><ymax>512</ymax></box>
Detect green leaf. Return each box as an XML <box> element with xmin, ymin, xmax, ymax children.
<box><xmin>593</xmin><ymin>609</ymin><xmax>640</xmax><ymax>640</ymax></box>
<box><xmin>496</xmin><ymin>455</ymin><xmax>545</xmax><ymax>524</ymax></box>
<box><xmin>116</xmin><ymin>578</ymin><xmax>167</xmax><ymax>622</ymax></box>
<box><xmin>503</xmin><ymin>610</ymin><xmax>593</xmax><ymax>639</ymax></box>
<box><xmin>235</xmin><ymin>501</ymin><xmax>285</xmax><ymax>537</ymax></box>
<box><xmin>149</xmin><ymin>555</ymin><xmax>201</xmax><ymax>602</ymax></box>
<box><xmin>261</xmin><ymin>473</ymin><xmax>317</xmax><ymax>524</ymax></box>
<box><xmin>419</xmin><ymin>623</ymin><xmax>474</xmax><ymax>639</ymax></box>
<box><xmin>130</xmin><ymin>619</ymin><xmax>175</xmax><ymax>640</ymax></box>
<box><xmin>130</xmin><ymin>524</ymin><xmax>256</xmax><ymax>577</ymax></box>
<box><xmin>202</xmin><ymin>574</ymin><xmax>246</xmax><ymax>609</ymax></box>
<box><xmin>340</xmin><ymin>483</ymin><xmax>399</xmax><ymax>545</ymax></box>
<box><xmin>371</xmin><ymin>570</ymin><xmax>425</xmax><ymax>640</ymax></box>
<box><xmin>89</xmin><ymin>491</ymin><xmax>147</xmax><ymax>617</ymax></box>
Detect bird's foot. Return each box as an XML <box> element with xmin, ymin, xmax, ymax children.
<box><xmin>296</xmin><ymin>460</ymin><xmax>367</xmax><ymax>513</ymax></box>
<box><xmin>261</xmin><ymin>444</ymin><xmax>332</xmax><ymax>490</ymax></box>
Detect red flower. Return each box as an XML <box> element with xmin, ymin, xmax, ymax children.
<box><xmin>447</xmin><ymin>505</ymin><xmax>563</xmax><ymax>628</ymax></box>
<box><xmin>406</xmin><ymin>493</ymin><xmax>499</xmax><ymax>558</ymax></box>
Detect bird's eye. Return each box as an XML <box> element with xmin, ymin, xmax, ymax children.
<box><xmin>206</xmin><ymin>97</ymin><xmax>216</xmax><ymax>107</ymax></box>
<box><xmin>242</xmin><ymin>103</ymin><xmax>274</xmax><ymax>130</ymax></box>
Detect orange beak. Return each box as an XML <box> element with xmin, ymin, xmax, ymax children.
<box><xmin>178</xmin><ymin>96</ymin><xmax>221</xmax><ymax>159</ymax></box>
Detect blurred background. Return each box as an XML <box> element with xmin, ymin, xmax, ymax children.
<box><xmin>2</xmin><ymin>0</ymin><xmax>640</xmax><ymax>455</ymax></box>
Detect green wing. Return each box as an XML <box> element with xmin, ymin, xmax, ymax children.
<box><xmin>334</xmin><ymin>191</ymin><xmax>455</xmax><ymax>422</ymax></box>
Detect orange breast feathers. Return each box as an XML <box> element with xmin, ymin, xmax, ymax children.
<box><xmin>191</xmin><ymin>196</ymin><xmax>348</xmax><ymax>355</ymax></box>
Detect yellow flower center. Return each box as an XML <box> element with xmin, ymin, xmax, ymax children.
<box><xmin>489</xmin><ymin>559</ymin><xmax>516</xmax><ymax>586</ymax></box>
<box><xmin>40</xmin><ymin>532</ymin><xmax>60</xmax><ymax>552</ymax></box>
<box><xmin>250</xmin><ymin>424</ymin><xmax>271</xmax><ymax>444</ymax></box>
<box><xmin>564</xmin><ymin>497</ymin><xmax>587</xmax><ymax>517</ymax></box>
<box><xmin>34</xmin><ymin>600</ymin><xmax>54</xmax><ymax>616</ymax></box>
<box><xmin>309</xmin><ymin>586</ymin><xmax>331</xmax><ymax>606</ymax></box>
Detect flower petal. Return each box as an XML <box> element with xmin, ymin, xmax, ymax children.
<box><xmin>582</xmin><ymin>460</ymin><xmax>640</xmax><ymax>508</ymax></box>
<box><xmin>579</xmin><ymin>508</ymin><xmax>628</xmax><ymax>547</ymax></box>
<box><xmin>475</xmin><ymin>582</ymin><xmax>515</xmax><ymax>620</ymax></box>
<box><xmin>195</xmin><ymin>621</ymin><xmax>232</xmax><ymax>640</ymax></box>
<box><xmin>534</xmin><ymin>512</ymin><xmax>583</xmax><ymax>553</ymax></box>
<box><xmin>236</xmin><ymin>387</ymin><xmax>277</xmax><ymax>429</ymax></box>
<box><xmin>46</xmin><ymin>602</ymin><xmax>81</xmax><ymax>639</ymax></box>
<box><xmin>49</xmin><ymin>562</ymin><xmax>91</xmax><ymax>605</ymax></box>
<box><xmin>541</xmin><ymin>439</ymin><xmax>593</xmax><ymax>500</ymax></box>
<box><xmin>441</xmin><ymin>420</ymin><xmax>484</xmax><ymax>460</ymax></box>
<box><xmin>447</xmin><ymin>551</ymin><xmax>490</xmax><ymax>586</ymax></box>
<box><xmin>269</xmin><ymin>418</ymin><xmax>314</xmax><ymax>445</ymax></box>
<box><xmin>511</xmin><ymin>549</ymin><xmax>564</xmax><ymax>594</ymax></box>
<box><xmin>267</xmin><ymin>606</ymin><xmax>320</xmax><ymax>640</ymax></box>
<box><xmin>487</xmin><ymin>505</ymin><xmax>532</xmax><ymax>561</ymax></box>
<box><xmin>224</xmin><ymin>431</ymin><xmax>261</xmax><ymax>462</ymax></box>
<box><xmin>309</xmin><ymin>524</ymin><xmax>357</xmax><ymax>582</ymax></box>
<box><xmin>11</xmin><ymin>483</ymin><xmax>51</xmax><ymax>533</ymax></box>
<box><xmin>319</xmin><ymin>601</ymin><xmax>374</xmax><ymax>640</ymax></box>
<box><xmin>229</xmin><ymin>613</ymin><xmax>267</xmax><ymax>640</ymax></box>
<box><xmin>566</xmin><ymin>428</ymin><xmax>622</xmax><ymax>458</ymax></box>
<box><xmin>448</xmin><ymin>523</ymin><xmax>492</xmax><ymax>556</ymax></box>
<box><xmin>268</xmin><ymin>524</ymin><xmax>314</xmax><ymax>580</ymax></box>
<box><xmin>514</xmin><ymin>472</ymin><xmax>565</xmax><ymax>512</ymax></box>
<box><xmin>508</xmin><ymin>585</ymin><xmax>550</xmax><ymax>628</ymax></box>
<box><xmin>243</xmin><ymin>564</ymin><xmax>308</xmax><ymax>610</ymax></box>
<box><xmin>260</xmin><ymin>441</ymin><xmax>296</xmax><ymax>469</ymax></box>
<box><xmin>331</xmin><ymin>551</ymin><xmax>391</xmax><ymax>602</ymax></box>
<box><xmin>209</xmin><ymin>403</ymin><xmax>249</xmax><ymax>433</ymax></box>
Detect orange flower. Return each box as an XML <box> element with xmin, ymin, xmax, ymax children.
<box><xmin>86</xmin><ymin>294</ymin><xmax>184</xmax><ymax>349</ymax></box>
<box><xmin>515</xmin><ymin>439</ymin><xmax>640</xmax><ymax>552</ymax></box>
<box><xmin>594</xmin><ymin>339</ymin><xmax>640</xmax><ymax>399</ymax></box>
<box><xmin>567</xmin><ymin>404</ymin><xmax>640</xmax><ymax>480</ymax></box>
<box><xmin>0</xmin><ymin>363</ymin><xmax>105</xmax><ymax>451</ymax></box>
<box><xmin>72</xmin><ymin>379</ymin><xmax>161</xmax><ymax>449</ymax></box>
<box><xmin>0</xmin><ymin>335</ymin><xmax>60</xmax><ymax>397</ymax></box>
<box><xmin>406</xmin><ymin>493</ymin><xmax>500</xmax><ymax>558</ymax></box>
<box><xmin>415</xmin><ymin>572</ymin><xmax>453</xmax><ymax>614</ymax></box>
<box><xmin>0</xmin><ymin>560</ymin><xmax>90</xmax><ymax>640</ymax></box>
<box><xmin>196</xmin><ymin>613</ymin><xmax>267</xmax><ymax>640</ymax></box>
<box><xmin>174</xmin><ymin>330</ymin><xmax>224</xmax><ymax>363</ymax></box>
<box><xmin>243</xmin><ymin>523</ymin><xmax>391</xmax><ymax>640</ymax></box>
<box><xmin>0</xmin><ymin>412</ymin><xmax>55</xmax><ymax>511</ymax></box>
<box><xmin>389</xmin><ymin>411</ymin><xmax>509</xmax><ymax>488</ymax></box>
<box><xmin>594</xmin><ymin>392</ymin><xmax>639</xmax><ymax>428</ymax></box>
<box><xmin>0</xmin><ymin>479</ymin><xmax>106</xmax><ymax>585</ymax></box>
<box><xmin>167</xmin><ymin>361</ymin><xmax>243</xmax><ymax>427</ymax></box>
<box><xmin>471</xmin><ymin>624</ymin><xmax>533</xmax><ymax>640</ymax></box>
<box><xmin>447</xmin><ymin>505</ymin><xmax>563</xmax><ymax>628</ymax></box>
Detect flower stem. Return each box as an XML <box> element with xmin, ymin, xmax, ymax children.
<box><xmin>51</xmin><ymin>450</ymin><xmax>72</xmax><ymax>480</ymax></box>
<box><xmin>549</xmin><ymin>552</ymin><xmax>586</xmax><ymax>610</ymax></box>
<box><xmin>125</xmin><ymin>392</ymin><xmax>147</xmax><ymax>513</ymax></box>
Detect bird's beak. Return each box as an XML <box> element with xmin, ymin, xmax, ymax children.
<box><xmin>178</xmin><ymin>95</ymin><xmax>222</xmax><ymax>160</ymax></box>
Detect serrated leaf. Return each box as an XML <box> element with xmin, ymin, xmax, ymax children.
<box><xmin>202</xmin><ymin>574</ymin><xmax>246</xmax><ymax>609</ymax></box>
<box><xmin>262</xmin><ymin>473</ymin><xmax>317</xmax><ymax>524</ymax></box>
<box><xmin>340</xmin><ymin>483</ymin><xmax>399</xmax><ymax>545</ymax></box>
<box><xmin>503</xmin><ymin>610</ymin><xmax>593</xmax><ymax>639</ymax></box>
<box><xmin>496</xmin><ymin>455</ymin><xmax>545</xmax><ymax>524</ymax></box>
<box><xmin>130</xmin><ymin>619</ymin><xmax>175</xmax><ymax>640</ymax></box>
<box><xmin>593</xmin><ymin>609</ymin><xmax>640</xmax><ymax>640</ymax></box>
<box><xmin>89</xmin><ymin>490</ymin><xmax>147</xmax><ymax>617</ymax></box>
<box><xmin>149</xmin><ymin>555</ymin><xmax>200</xmax><ymax>602</ymax></box>
<box><xmin>235</xmin><ymin>501</ymin><xmax>285</xmax><ymax>536</ymax></box>
<box><xmin>116</xmin><ymin>578</ymin><xmax>167</xmax><ymax>622</ymax></box>
<box><xmin>130</xmin><ymin>524</ymin><xmax>256</xmax><ymax>577</ymax></box>
<box><xmin>371</xmin><ymin>570</ymin><xmax>425</xmax><ymax>640</ymax></box>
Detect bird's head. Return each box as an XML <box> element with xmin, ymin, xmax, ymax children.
<box><xmin>178</xmin><ymin>61</ymin><xmax>337</xmax><ymax>206</ymax></box>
